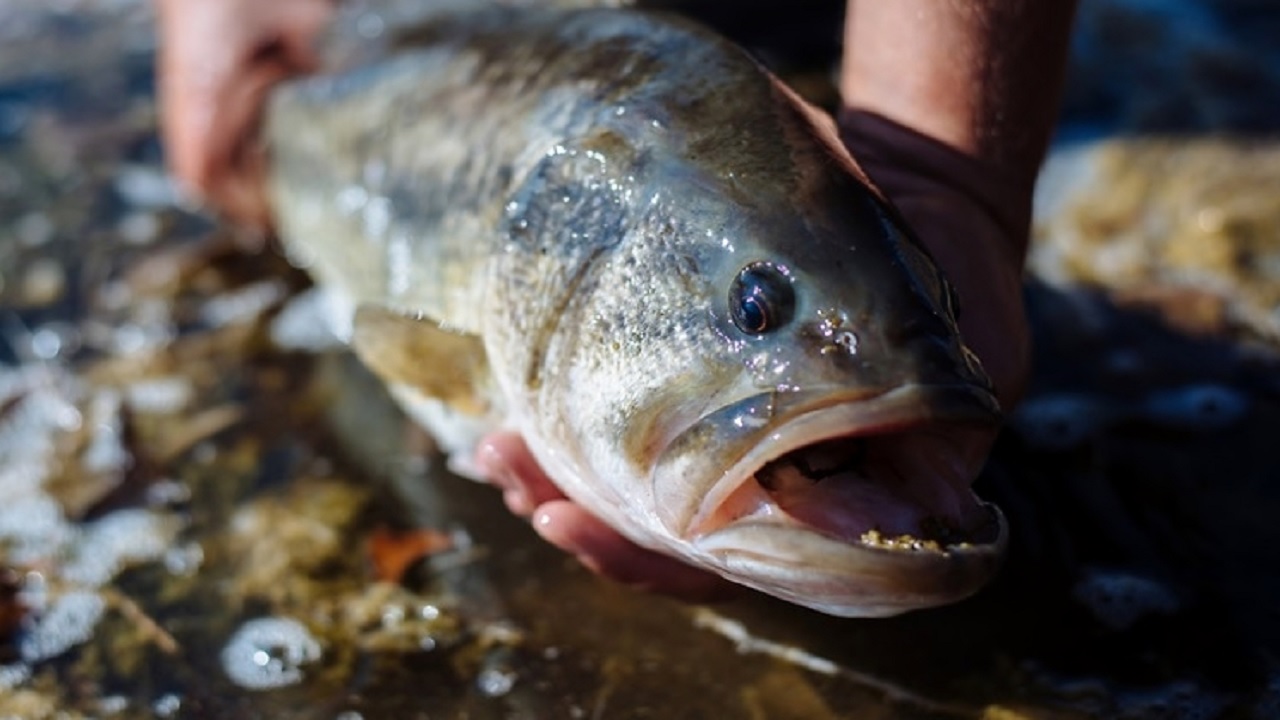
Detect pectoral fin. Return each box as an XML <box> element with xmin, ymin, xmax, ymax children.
<box><xmin>351</xmin><ymin>304</ymin><xmax>490</xmax><ymax>416</ymax></box>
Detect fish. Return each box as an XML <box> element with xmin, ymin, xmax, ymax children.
<box><xmin>265</xmin><ymin>6</ymin><xmax>1007</xmax><ymax>617</ymax></box>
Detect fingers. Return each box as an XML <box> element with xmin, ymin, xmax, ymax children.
<box><xmin>476</xmin><ymin>432</ymin><xmax>738</xmax><ymax>603</ymax></box>
<box><xmin>155</xmin><ymin>0</ymin><xmax>336</xmax><ymax>227</ymax></box>
<box><xmin>475</xmin><ymin>433</ymin><xmax>567</xmax><ymax>515</ymax></box>
<box><xmin>532</xmin><ymin>500</ymin><xmax>739</xmax><ymax>604</ymax></box>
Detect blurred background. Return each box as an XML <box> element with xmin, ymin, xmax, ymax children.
<box><xmin>0</xmin><ymin>1</ymin><xmax>1278</xmax><ymax>717</ymax></box>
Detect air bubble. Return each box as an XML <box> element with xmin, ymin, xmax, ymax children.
<box><xmin>221</xmin><ymin>617</ymin><xmax>322</xmax><ymax>690</ymax></box>
<box><xmin>476</xmin><ymin>667</ymin><xmax>517</xmax><ymax>697</ymax></box>
<box><xmin>19</xmin><ymin>590</ymin><xmax>106</xmax><ymax>662</ymax></box>
<box><xmin>152</xmin><ymin>693</ymin><xmax>182</xmax><ymax>717</ymax></box>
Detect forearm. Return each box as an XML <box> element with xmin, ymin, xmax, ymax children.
<box><xmin>837</xmin><ymin>1</ymin><xmax>1075</xmax><ymax>408</ymax></box>
<box><xmin>841</xmin><ymin>0</ymin><xmax>1078</xmax><ymax>189</ymax></box>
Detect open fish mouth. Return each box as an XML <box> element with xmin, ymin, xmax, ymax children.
<box><xmin>753</xmin><ymin>429</ymin><xmax>1002</xmax><ymax>547</ymax></box>
<box><xmin>678</xmin><ymin>384</ymin><xmax>1007</xmax><ymax>616</ymax></box>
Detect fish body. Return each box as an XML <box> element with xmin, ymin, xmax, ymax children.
<box><xmin>267</xmin><ymin>7</ymin><xmax>1005</xmax><ymax>616</ymax></box>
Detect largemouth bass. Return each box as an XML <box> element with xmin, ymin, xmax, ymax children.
<box><xmin>266</xmin><ymin>7</ymin><xmax>1006</xmax><ymax>617</ymax></box>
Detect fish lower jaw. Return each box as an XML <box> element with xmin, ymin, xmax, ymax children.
<box><xmin>689</xmin><ymin>505</ymin><xmax>1006</xmax><ymax>617</ymax></box>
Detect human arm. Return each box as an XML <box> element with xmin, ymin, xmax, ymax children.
<box><xmin>840</xmin><ymin>0</ymin><xmax>1080</xmax><ymax>408</ymax></box>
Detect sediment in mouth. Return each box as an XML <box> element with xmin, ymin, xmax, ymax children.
<box><xmin>754</xmin><ymin>432</ymin><xmax>998</xmax><ymax>547</ymax></box>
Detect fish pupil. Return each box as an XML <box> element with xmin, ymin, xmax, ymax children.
<box><xmin>730</xmin><ymin>263</ymin><xmax>794</xmax><ymax>335</ymax></box>
<box><xmin>739</xmin><ymin>296</ymin><xmax>767</xmax><ymax>333</ymax></box>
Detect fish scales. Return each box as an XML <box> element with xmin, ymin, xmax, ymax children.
<box><xmin>268</xmin><ymin>7</ymin><xmax>1007</xmax><ymax>617</ymax></box>
<box><xmin>270</xmin><ymin>10</ymin><xmax>784</xmax><ymax>333</ymax></box>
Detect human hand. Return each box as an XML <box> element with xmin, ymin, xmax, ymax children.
<box><xmin>838</xmin><ymin>110</ymin><xmax>1033</xmax><ymax>411</ymax></box>
<box><xmin>155</xmin><ymin>0</ymin><xmax>335</xmax><ymax>229</ymax></box>
<box><xmin>475</xmin><ymin>433</ymin><xmax>740</xmax><ymax>603</ymax></box>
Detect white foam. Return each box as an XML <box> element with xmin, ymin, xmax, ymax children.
<box><xmin>221</xmin><ymin>617</ymin><xmax>323</xmax><ymax>690</ymax></box>
<box><xmin>61</xmin><ymin>509</ymin><xmax>175</xmax><ymax>587</ymax></box>
<box><xmin>19</xmin><ymin>590</ymin><xmax>106</xmax><ymax>663</ymax></box>
<box><xmin>0</xmin><ymin>495</ymin><xmax>72</xmax><ymax>566</ymax></box>
<box><xmin>0</xmin><ymin>663</ymin><xmax>32</xmax><ymax>690</ymax></box>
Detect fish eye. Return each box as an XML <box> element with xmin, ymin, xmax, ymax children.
<box><xmin>729</xmin><ymin>262</ymin><xmax>795</xmax><ymax>335</ymax></box>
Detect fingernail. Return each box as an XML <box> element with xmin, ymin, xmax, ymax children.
<box><xmin>475</xmin><ymin>441</ymin><xmax>512</xmax><ymax>486</ymax></box>
<box><xmin>478</xmin><ymin>442</ymin><xmax>533</xmax><ymax>514</ymax></box>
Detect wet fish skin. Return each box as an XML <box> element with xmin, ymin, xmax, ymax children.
<box><xmin>267</xmin><ymin>7</ymin><xmax>1005</xmax><ymax>616</ymax></box>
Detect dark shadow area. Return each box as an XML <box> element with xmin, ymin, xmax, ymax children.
<box><xmin>1060</xmin><ymin>0</ymin><xmax>1280</xmax><ymax>140</ymax></box>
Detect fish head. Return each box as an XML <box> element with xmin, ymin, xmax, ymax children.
<box><xmin>633</xmin><ymin>107</ymin><xmax>1006</xmax><ymax>617</ymax></box>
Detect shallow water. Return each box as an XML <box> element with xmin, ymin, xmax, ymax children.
<box><xmin>1</xmin><ymin>1</ymin><xmax>1279</xmax><ymax>718</ymax></box>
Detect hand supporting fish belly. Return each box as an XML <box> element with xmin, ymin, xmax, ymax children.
<box><xmin>265</xmin><ymin>7</ymin><xmax>1008</xmax><ymax>617</ymax></box>
<box><xmin>477</xmin><ymin>432</ymin><xmax>740</xmax><ymax>603</ymax></box>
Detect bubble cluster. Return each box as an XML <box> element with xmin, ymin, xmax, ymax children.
<box><xmin>0</xmin><ymin>363</ymin><xmax>185</xmax><ymax>677</ymax></box>
<box><xmin>61</xmin><ymin>510</ymin><xmax>175</xmax><ymax>587</ymax></box>
<box><xmin>221</xmin><ymin>617</ymin><xmax>323</xmax><ymax>690</ymax></box>
<box><xmin>476</xmin><ymin>666</ymin><xmax>518</xmax><ymax>697</ymax></box>
<box><xmin>0</xmin><ymin>663</ymin><xmax>32</xmax><ymax>690</ymax></box>
<box><xmin>1</xmin><ymin>498</ymin><xmax>73</xmax><ymax>567</ymax></box>
<box><xmin>19</xmin><ymin>590</ymin><xmax>106</xmax><ymax>663</ymax></box>
<box><xmin>151</xmin><ymin>693</ymin><xmax>182</xmax><ymax>717</ymax></box>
